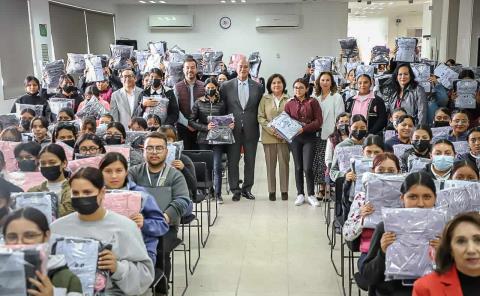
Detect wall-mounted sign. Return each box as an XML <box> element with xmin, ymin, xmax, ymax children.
<box><xmin>39</xmin><ymin>24</ymin><xmax>47</xmax><ymax>37</ymax></box>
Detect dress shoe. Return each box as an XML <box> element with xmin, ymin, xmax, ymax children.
<box><xmin>281</xmin><ymin>192</ymin><xmax>288</xmax><ymax>200</ymax></box>
<box><xmin>269</xmin><ymin>192</ymin><xmax>276</xmax><ymax>201</ymax></box>
<box><xmin>242</xmin><ymin>191</ymin><xmax>256</xmax><ymax>200</ymax></box>
<box><xmin>232</xmin><ymin>193</ymin><xmax>241</xmax><ymax>201</ymax></box>
<box><xmin>216</xmin><ymin>194</ymin><xmax>224</xmax><ymax>204</ymax></box>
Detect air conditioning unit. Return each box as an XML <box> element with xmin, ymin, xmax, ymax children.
<box><xmin>148</xmin><ymin>15</ymin><xmax>194</xmax><ymax>29</ymax></box>
<box><xmin>255</xmin><ymin>14</ymin><xmax>300</xmax><ymax>28</ymax></box>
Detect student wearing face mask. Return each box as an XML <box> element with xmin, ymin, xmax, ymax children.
<box><xmin>52</xmin><ymin>74</ymin><xmax>83</xmax><ymax>113</ymax></box>
<box><xmin>28</xmin><ymin>144</ymin><xmax>74</xmax><ymax>217</ymax></box>
<box><xmin>385</xmin><ymin>115</ymin><xmax>415</xmax><ymax>152</ymax></box>
<box><xmin>104</xmin><ymin>122</ymin><xmax>126</xmax><ymax>146</ymax></box>
<box><xmin>189</xmin><ymin>77</ymin><xmax>229</xmax><ymax>202</ymax></box>
<box><xmin>3</xmin><ymin>207</ymin><xmax>83</xmax><ymax>295</ymax></box>
<box><xmin>11</xmin><ymin>76</ymin><xmax>49</xmax><ymax>116</ymax></box>
<box><xmin>447</xmin><ymin>110</ymin><xmax>469</xmax><ymax>142</ymax></box>
<box><xmin>343</xmin><ymin>153</ymin><xmax>401</xmax><ymax>276</ymax></box>
<box><xmin>413</xmin><ymin>212</ymin><xmax>480</xmax><ymax>296</ymax></box>
<box><xmin>146</xmin><ymin>114</ymin><xmax>161</xmax><ymax>131</ymax></box>
<box><xmin>400</xmin><ymin>125</ymin><xmax>432</xmax><ymax>173</ymax></box>
<box><xmin>450</xmin><ymin>160</ymin><xmax>479</xmax><ymax>181</ymax></box>
<box><xmin>432</xmin><ymin>107</ymin><xmax>452</xmax><ymax>128</ymax></box>
<box><xmin>14</xmin><ymin>142</ymin><xmax>41</xmax><ymax>172</ymax></box>
<box><xmin>325</xmin><ymin>112</ymin><xmax>351</xmax><ymax>170</ymax></box>
<box><xmin>51</xmin><ymin>167</ymin><xmax>154</xmax><ymax>295</ymax></box>
<box><xmin>134</xmin><ymin>68</ymin><xmax>179</xmax><ymax>126</ymax></box>
<box><xmin>52</xmin><ymin>122</ymin><xmax>78</xmax><ymax>149</ymax></box>
<box><xmin>385</xmin><ymin>108</ymin><xmax>407</xmax><ymax>131</ymax></box>
<box><xmin>421</xmin><ymin>139</ymin><xmax>456</xmax><ymax>181</ymax></box>
<box><xmin>19</xmin><ymin>108</ymin><xmax>36</xmax><ymax>132</ymax></box>
<box><xmin>330</xmin><ymin>114</ymin><xmax>369</xmax><ymax>182</ymax></box>
<box><xmin>362</xmin><ymin>172</ymin><xmax>439</xmax><ymax>296</ymax></box>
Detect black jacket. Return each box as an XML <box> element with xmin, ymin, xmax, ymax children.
<box><xmin>345</xmin><ymin>95</ymin><xmax>388</xmax><ymax>135</ymax></box>
<box><xmin>11</xmin><ymin>93</ymin><xmax>50</xmax><ymax>117</ymax></box>
<box><xmin>188</xmin><ymin>96</ymin><xmax>227</xmax><ymax>144</ymax></box>
<box><xmin>134</xmin><ymin>86</ymin><xmax>179</xmax><ymax>126</ymax></box>
<box><xmin>361</xmin><ymin>222</ymin><xmax>414</xmax><ymax>296</ymax></box>
<box><xmin>77</xmin><ymin>74</ymin><xmax>123</xmax><ymax>94</ymax></box>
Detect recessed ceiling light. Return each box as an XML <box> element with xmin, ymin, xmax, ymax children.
<box><xmin>241</xmin><ymin>0</ymin><xmax>246</xmax><ymax>2</ymax></box>
<box><xmin>139</xmin><ymin>0</ymin><xmax>146</xmax><ymax>3</ymax></box>
<box><xmin>159</xmin><ymin>0</ymin><xmax>166</xmax><ymax>3</ymax></box>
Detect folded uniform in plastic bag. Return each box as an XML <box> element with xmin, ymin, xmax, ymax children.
<box><xmin>407</xmin><ymin>156</ymin><xmax>431</xmax><ymax>173</ymax></box>
<box><xmin>12</xmin><ymin>192</ymin><xmax>58</xmax><ymax>224</ymax></box>
<box><xmin>363</xmin><ymin>173</ymin><xmax>405</xmax><ymax>229</ymax></box>
<box><xmin>267</xmin><ymin>111</ymin><xmax>302</xmax><ymax>143</ymax></box>
<box><xmin>454</xmin><ymin>79</ymin><xmax>479</xmax><ymax>109</ymax></box>
<box><xmin>0</xmin><ymin>141</ymin><xmax>19</xmax><ymax>172</ymax></box>
<box><xmin>313</xmin><ymin>57</ymin><xmax>333</xmax><ymax>80</ymax></box>
<box><xmin>148</xmin><ymin>41</ymin><xmax>167</xmax><ymax>56</ymax></box>
<box><xmin>395</xmin><ymin>37</ymin><xmax>417</xmax><ymax>63</ymax></box>
<box><xmin>66</xmin><ymin>53</ymin><xmax>86</xmax><ymax>75</ymax></box>
<box><xmin>393</xmin><ymin>144</ymin><xmax>413</xmax><ymax>160</ymax></box>
<box><xmin>165</xmin><ymin>61</ymin><xmax>184</xmax><ymax>88</ymax></box>
<box><xmin>145</xmin><ymin>53</ymin><xmax>162</xmax><ymax>74</ymax></box>
<box><xmin>142</xmin><ymin>95</ymin><xmax>169</xmax><ymax>123</ymax></box>
<box><xmin>411</xmin><ymin>63</ymin><xmax>433</xmax><ymax>93</ymax></box>
<box><xmin>201</xmin><ymin>51</ymin><xmax>224</xmax><ymax>76</ymax></box>
<box><xmin>166</xmin><ymin>141</ymin><xmax>184</xmax><ymax>165</ymax></box>
<box><xmin>434</xmin><ymin>63</ymin><xmax>459</xmax><ymax>90</ymax></box>
<box><xmin>134</xmin><ymin>50</ymin><xmax>150</xmax><ymax>74</ymax></box>
<box><xmin>436</xmin><ymin>183</ymin><xmax>480</xmax><ymax>220</ymax></box>
<box><xmin>453</xmin><ymin>141</ymin><xmax>469</xmax><ymax>156</ymax></box>
<box><xmin>126</xmin><ymin>131</ymin><xmax>148</xmax><ymax>148</ymax></box>
<box><xmin>355</xmin><ymin>64</ymin><xmax>375</xmax><ymax>80</ymax></box>
<box><xmin>105</xmin><ymin>145</ymin><xmax>131</xmax><ymax>163</ymax></box>
<box><xmin>110</xmin><ymin>44</ymin><xmax>133</xmax><ymax>70</ymax></box>
<box><xmin>0</xmin><ymin>114</ymin><xmax>19</xmax><ymax>129</ymax></box>
<box><xmin>431</xmin><ymin>126</ymin><xmax>451</xmax><ymax>141</ymax></box>
<box><xmin>167</xmin><ymin>45</ymin><xmax>186</xmax><ymax>63</ymax></box>
<box><xmin>206</xmin><ymin>114</ymin><xmax>235</xmax><ymax>144</ymax></box>
<box><xmin>371</xmin><ymin>46</ymin><xmax>390</xmax><ymax>65</ymax></box>
<box><xmin>84</xmin><ymin>55</ymin><xmax>105</xmax><ymax>83</ymax></box>
<box><xmin>42</xmin><ymin>60</ymin><xmax>66</xmax><ymax>94</ymax></box>
<box><xmin>344</xmin><ymin>62</ymin><xmax>361</xmax><ymax>76</ymax></box>
<box><xmin>384</xmin><ymin>130</ymin><xmax>396</xmax><ymax>142</ymax></box>
<box><xmin>248</xmin><ymin>52</ymin><xmax>262</xmax><ymax>78</ymax></box>
<box><xmin>351</xmin><ymin>156</ymin><xmax>373</xmax><ymax>195</ymax></box>
<box><xmin>76</xmin><ymin>97</ymin><xmax>107</xmax><ymax>120</ymax></box>
<box><xmin>16</xmin><ymin>103</ymin><xmax>44</xmax><ymax>119</ymax></box>
<box><xmin>339</xmin><ymin>38</ymin><xmax>358</xmax><ymax>58</ymax></box>
<box><xmin>53</xmin><ymin>237</ymin><xmax>100</xmax><ymax>296</ymax></box>
<box><xmin>336</xmin><ymin>145</ymin><xmax>363</xmax><ymax>172</ymax></box>
<box><xmin>104</xmin><ymin>190</ymin><xmax>142</xmax><ymax>217</ymax></box>
<box><xmin>0</xmin><ymin>243</ymin><xmax>48</xmax><ymax>296</ymax></box>
<box><xmin>383</xmin><ymin>208</ymin><xmax>445</xmax><ymax>280</ymax></box>
<box><xmin>49</xmin><ymin>98</ymin><xmax>75</xmax><ymax>118</ymax></box>
<box><xmin>68</xmin><ymin>155</ymin><xmax>103</xmax><ymax>173</ymax></box>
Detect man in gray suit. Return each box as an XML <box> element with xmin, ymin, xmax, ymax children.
<box><xmin>110</xmin><ymin>69</ymin><xmax>143</xmax><ymax>129</ymax></box>
<box><xmin>220</xmin><ymin>58</ymin><xmax>263</xmax><ymax>201</ymax></box>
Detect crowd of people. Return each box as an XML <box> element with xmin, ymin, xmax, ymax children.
<box><xmin>0</xmin><ymin>41</ymin><xmax>479</xmax><ymax>296</ymax></box>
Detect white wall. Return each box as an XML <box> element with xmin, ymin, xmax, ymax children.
<box><xmin>348</xmin><ymin>16</ymin><xmax>388</xmax><ymax>63</ymax></box>
<box><xmin>387</xmin><ymin>13</ymin><xmax>423</xmax><ymax>50</ymax></box>
<box><xmin>115</xmin><ymin>2</ymin><xmax>348</xmax><ymax>93</ymax></box>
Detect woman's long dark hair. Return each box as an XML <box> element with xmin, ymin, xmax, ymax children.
<box><xmin>99</xmin><ymin>152</ymin><xmax>129</xmax><ymax>187</ymax></box>
<box><xmin>380</xmin><ymin>63</ymin><xmax>418</xmax><ymax>95</ymax></box>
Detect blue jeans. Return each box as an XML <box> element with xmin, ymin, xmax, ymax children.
<box><xmin>199</xmin><ymin>144</ymin><xmax>224</xmax><ymax>195</ymax></box>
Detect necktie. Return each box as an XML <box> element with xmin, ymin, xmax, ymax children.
<box><xmin>240</xmin><ymin>82</ymin><xmax>247</xmax><ymax>109</ymax></box>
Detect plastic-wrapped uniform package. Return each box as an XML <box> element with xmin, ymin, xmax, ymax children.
<box><xmin>248</xmin><ymin>52</ymin><xmax>262</xmax><ymax>78</ymax></box>
<box><xmin>202</xmin><ymin>51</ymin><xmax>224</xmax><ymax>76</ymax></box>
<box><xmin>434</xmin><ymin>63</ymin><xmax>459</xmax><ymax>90</ymax></box>
<box><xmin>66</xmin><ymin>53</ymin><xmax>86</xmax><ymax>75</ymax></box>
<box><xmin>68</xmin><ymin>155</ymin><xmax>103</xmax><ymax>173</ymax></box>
<box><xmin>206</xmin><ymin>114</ymin><xmax>235</xmax><ymax>145</ymax></box>
<box><xmin>110</xmin><ymin>44</ymin><xmax>134</xmax><ymax>70</ymax></box>
<box><xmin>383</xmin><ymin>130</ymin><xmax>396</xmax><ymax>142</ymax></box>
<box><xmin>452</xmin><ymin>141</ymin><xmax>469</xmax><ymax>156</ymax></box>
<box><xmin>42</xmin><ymin>60</ymin><xmax>66</xmax><ymax>94</ymax></box>
<box><xmin>454</xmin><ymin>79</ymin><xmax>479</xmax><ymax>109</ymax></box>
<box><xmin>84</xmin><ymin>55</ymin><xmax>106</xmax><ymax>83</ymax></box>
<box><xmin>370</xmin><ymin>46</ymin><xmax>390</xmax><ymax>65</ymax></box>
<box><xmin>0</xmin><ymin>243</ymin><xmax>49</xmax><ymax>296</ymax></box>
<box><xmin>351</xmin><ymin>156</ymin><xmax>373</xmax><ymax>196</ymax></box>
<box><xmin>189</xmin><ymin>53</ymin><xmax>204</xmax><ymax>76</ymax></box>
<box><xmin>134</xmin><ymin>50</ymin><xmax>150</xmax><ymax>74</ymax></box>
<box><xmin>355</xmin><ymin>64</ymin><xmax>375</xmax><ymax>80</ymax></box>
<box><xmin>145</xmin><ymin>53</ymin><xmax>162</xmax><ymax>74</ymax></box>
<box><xmin>104</xmin><ymin>190</ymin><xmax>142</xmax><ymax>217</ymax></box>
<box><xmin>142</xmin><ymin>95</ymin><xmax>169</xmax><ymax>123</ymax></box>
<box><xmin>339</xmin><ymin>38</ymin><xmax>358</xmax><ymax>58</ymax></box>
<box><xmin>267</xmin><ymin>111</ymin><xmax>303</xmax><ymax>143</ymax></box>
<box><xmin>15</xmin><ymin>103</ymin><xmax>44</xmax><ymax>119</ymax></box>
<box><xmin>148</xmin><ymin>41</ymin><xmax>167</xmax><ymax>56</ymax></box>
<box><xmin>0</xmin><ymin>114</ymin><xmax>20</xmax><ymax>129</ymax></box>
<box><xmin>313</xmin><ymin>57</ymin><xmax>334</xmax><ymax>81</ymax></box>
<box><xmin>336</xmin><ymin>145</ymin><xmax>364</xmax><ymax>172</ymax></box>
<box><xmin>363</xmin><ymin>173</ymin><xmax>405</xmax><ymax>229</ymax></box>
<box><xmin>436</xmin><ymin>182</ymin><xmax>480</xmax><ymax>220</ymax></box>
<box><xmin>383</xmin><ymin>208</ymin><xmax>446</xmax><ymax>281</ymax></box>
<box><xmin>407</xmin><ymin>156</ymin><xmax>431</xmax><ymax>173</ymax></box>
<box><xmin>166</xmin><ymin>140</ymin><xmax>184</xmax><ymax>165</ymax></box>
<box><xmin>48</xmin><ymin>98</ymin><xmax>75</xmax><ymax>118</ymax></box>
<box><xmin>105</xmin><ymin>145</ymin><xmax>131</xmax><ymax>163</ymax></box>
<box><xmin>395</xmin><ymin>37</ymin><xmax>417</xmax><ymax>63</ymax></box>
<box><xmin>12</xmin><ymin>192</ymin><xmax>58</xmax><ymax>224</ymax></box>
<box><xmin>344</xmin><ymin>61</ymin><xmax>361</xmax><ymax>76</ymax></box>
<box><xmin>167</xmin><ymin>45</ymin><xmax>186</xmax><ymax>63</ymax></box>
<box><xmin>393</xmin><ymin>144</ymin><xmax>414</xmax><ymax>160</ymax></box>
<box><xmin>165</xmin><ymin>61</ymin><xmax>184</xmax><ymax>88</ymax></box>
<box><xmin>75</xmin><ymin>97</ymin><xmax>107</xmax><ymax>120</ymax></box>
<box><xmin>430</xmin><ymin>126</ymin><xmax>451</xmax><ymax>141</ymax></box>
<box><xmin>411</xmin><ymin>63</ymin><xmax>433</xmax><ymax>93</ymax></box>
<box><xmin>126</xmin><ymin>131</ymin><xmax>148</xmax><ymax>148</ymax></box>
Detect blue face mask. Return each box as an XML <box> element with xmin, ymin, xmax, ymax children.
<box><xmin>432</xmin><ymin>155</ymin><xmax>454</xmax><ymax>171</ymax></box>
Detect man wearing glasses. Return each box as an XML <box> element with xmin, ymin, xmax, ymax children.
<box><xmin>128</xmin><ymin>131</ymin><xmax>191</xmax><ymax>295</ymax></box>
<box><xmin>110</xmin><ymin>69</ymin><xmax>143</xmax><ymax>129</ymax></box>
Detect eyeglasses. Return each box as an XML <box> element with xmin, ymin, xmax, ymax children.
<box><xmin>121</xmin><ymin>75</ymin><xmax>134</xmax><ymax>79</ymax></box>
<box><xmin>145</xmin><ymin>146</ymin><xmax>166</xmax><ymax>153</ymax></box>
<box><xmin>5</xmin><ymin>231</ymin><xmax>44</xmax><ymax>244</ymax></box>
<box><xmin>452</xmin><ymin>120</ymin><xmax>468</xmax><ymax>124</ymax></box>
<box><xmin>79</xmin><ymin>146</ymin><xmax>100</xmax><ymax>153</ymax></box>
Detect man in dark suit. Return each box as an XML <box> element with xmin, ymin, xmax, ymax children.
<box><xmin>220</xmin><ymin>57</ymin><xmax>263</xmax><ymax>201</ymax></box>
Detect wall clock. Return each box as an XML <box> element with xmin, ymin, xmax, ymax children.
<box><xmin>219</xmin><ymin>17</ymin><xmax>231</xmax><ymax>29</ymax></box>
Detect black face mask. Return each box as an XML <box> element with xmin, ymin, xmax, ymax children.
<box><xmin>75</xmin><ymin>154</ymin><xmax>94</xmax><ymax>159</ymax></box>
<box><xmin>152</xmin><ymin>79</ymin><xmax>162</xmax><ymax>89</ymax></box>
<box><xmin>386</xmin><ymin>121</ymin><xmax>395</xmax><ymax>130</ymax></box>
<box><xmin>21</xmin><ymin>119</ymin><xmax>31</xmax><ymax>131</ymax></box>
<box><xmin>351</xmin><ymin>130</ymin><xmax>367</xmax><ymax>141</ymax></box>
<box><xmin>147</xmin><ymin>126</ymin><xmax>159</xmax><ymax>132</ymax></box>
<box><xmin>206</xmin><ymin>89</ymin><xmax>216</xmax><ymax>97</ymax></box>
<box><xmin>433</xmin><ymin>121</ymin><xmax>450</xmax><ymax>128</ymax></box>
<box><xmin>0</xmin><ymin>207</ymin><xmax>8</xmax><ymax>220</ymax></box>
<box><xmin>338</xmin><ymin>124</ymin><xmax>349</xmax><ymax>135</ymax></box>
<box><xmin>105</xmin><ymin>136</ymin><xmax>122</xmax><ymax>145</ymax></box>
<box><xmin>411</xmin><ymin>140</ymin><xmax>430</xmax><ymax>153</ymax></box>
<box><xmin>18</xmin><ymin>159</ymin><xmax>37</xmax><ymax>172</ymax></box>
<box><xmin>62</xmin><ymin>139</ymin><xmax>76</xmax><ymax>148</ymax></box>
<box><xmin>40</xmin><ymin>165</ymin><xmax>62</xmax><ymax>181</ymax></box>
<box><xmin>62</xmin><ymin>85</ymin><xmax>76</xmax><ymax>93</ymax></box>
<box><xmin>71</xmin><ymin>196</ymin><xmax>99</xmax><ymax>215</ymax></box>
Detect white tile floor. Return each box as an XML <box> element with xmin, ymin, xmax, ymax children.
<box><xmin>175</xmin><ymin>144</ymin><xmax>345</xmax><ymax>296</ymax></box>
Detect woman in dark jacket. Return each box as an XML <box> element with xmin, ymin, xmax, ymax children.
<box><xmin>189</xmin><ymin>78</ymin><xmax>230</xmax><ymax>203</ymax></box>
<box><xmin>11</xmin><ymin>76</ymin><xmax>49</xmax><ymax>117</ymax></box>
<box><xmin>400</xmin><ymin>124</ymin><xmax>432</xmax><ymax>173</ymax></box>
<box><xmin>49</xmin><ymin>74</ymin><xmax>84</xmax><ymax>113</ymax></box>
<box><xmin>134</xmin><ymin>68</ymin><xmax>179</xmax><ymax>126</ymax></box>
<box><xmin>345</xmin><ymin>74</ymin><xmax>387</xmax><ymax>136</ymax></box>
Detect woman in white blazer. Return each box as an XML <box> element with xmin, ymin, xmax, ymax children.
<box><xmin>312</xmin><ymin>72</ymin><xmax>345</xmax><ymax>199</ymax></box>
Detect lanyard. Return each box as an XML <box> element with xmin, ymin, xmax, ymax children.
<box><xmin>145</xmin><ymin>164</ymin><xmax>166</xmax><ymax>187</ymax></box>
